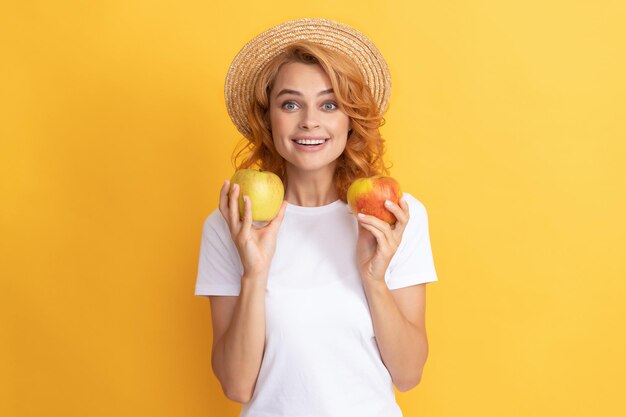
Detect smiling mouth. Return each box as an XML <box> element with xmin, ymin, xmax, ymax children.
<box><xmin>292</xmin><ymin>139</ymin><xmax>329</xmax><ymax>146</ymax></box>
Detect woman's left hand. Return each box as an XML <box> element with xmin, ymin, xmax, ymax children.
<box><xmin>356</xmin><ymin>198</ymin><xmax>410</xmax><ymax>282</ymax></box>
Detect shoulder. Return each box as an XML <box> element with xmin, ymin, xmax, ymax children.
<box><xmin>202</xmin><ymin>208</ymin><xmax>229</xmax><ymax>239</ymax></box>
<box><xmin>401</xmin><ymin>192</ymin><xmax>429</xmax><ymax>225</ymax></box>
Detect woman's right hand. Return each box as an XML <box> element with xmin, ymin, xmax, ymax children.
<box><xmin>218</xmin><ymin>180</ymin><xmax>288</xmax><ymax>280</ymax></box>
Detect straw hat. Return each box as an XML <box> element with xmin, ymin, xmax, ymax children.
<box><xmin>224</xmin><ymin>17</ymin><xmax>392</xmax><ymax>139</ymax></box>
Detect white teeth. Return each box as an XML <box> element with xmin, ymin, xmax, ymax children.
<box><xmin>295</xmin><ymin>139</ymin><xmax>326</xmax><ymax>145</ymax></box>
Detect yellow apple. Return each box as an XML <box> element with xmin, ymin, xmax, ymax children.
<box><xmin>347</xmin><ymin>175</ymin><xmax>402</xmax><ymax>224</ymax></box>
<box><xmin>230</xmin><ymin>169</ymin><xmax>284</xmax><ymax>222</ymax></box>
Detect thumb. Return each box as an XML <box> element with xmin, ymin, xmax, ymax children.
<box><xmin>267</xmin><ymin>200</ymin><xmax>288</xmax><ymax>233</ymax></box>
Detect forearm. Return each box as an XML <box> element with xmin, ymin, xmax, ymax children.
<box><xmin>362</xmin><ymin>279</ymin><xmax>428</xmax><ymax>392</ymax></box>
<box><xmin>212</xmin><ymin>275</ymin><xmax>267</xmax><ymax>402</ymax></box>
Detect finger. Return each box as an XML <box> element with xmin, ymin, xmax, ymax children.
<box><xmin>384</xmin><ymin>199</ymin><xmax>408</xmax><ymax>224</ymax></box>
<box><xmin>358</xmin><ymin>214</ymin><xmax>392</xmax><ymax>243</ymax></box>
<box><xmin>385</xmin><ymin>199</ymin><xmax>409</xmax><ymax>235</ymax></box>
<box><xmin>357</xmin><ymin>213</ymin><xmax>394</xmax><ymax>245</ymax></box>
<box><xmin>267</xmin><ymin>200</ymin><xmax>288</xmax><ymax>232</ymax></box>
<box><xmin>218</xmin><ymin>180</ymin><xmax>231</xmax><ymax>222</ymax></box>
<box><xmin>358</xmin><ymin>220</ymin><xmax>392</xmax><ymax>252</ymax></box>
<box><xmin>399</xmin><ymin>197</ymin><xmax>411</xmax><ymax>220</ymax></box>
<box><xmin>240</xmin><ymin>195</ymin><xmax>252</xmax><ymax>233</ymax></box>
<box><xmin>228</xmin><ymin>183</ymin><xmax>241</xmax><ymax>229</ymax></box>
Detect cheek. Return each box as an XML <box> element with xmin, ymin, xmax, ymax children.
<box><xmin>334</xmin><ymin>115</ymin><xmax>351</xmax><ymax>136</ymax></box>
<box><xmin>270</xmin><ymin>125</ymin><xmax>289</xmax><ymax>159</ymax></box>
<box><xmin>269</xmin><ymin>109</ymin><xmax>288</xmax><ymax>135</ymax></box>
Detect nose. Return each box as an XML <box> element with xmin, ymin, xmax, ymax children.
<box><xmin>299</xmin><ymin>107</ymin><xmax>320</xmax><ymax>130</ymax></box>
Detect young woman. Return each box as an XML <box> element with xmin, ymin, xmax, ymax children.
<box><xmin>195</xmin><ymin>18</ymin><xmax>438</xmax><ymax>417</ymax></box>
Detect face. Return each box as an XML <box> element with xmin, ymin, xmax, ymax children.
<box><xmin>268</xmin><ymin>62</ymin><xmax>351</xmax><ymax>175</ymax></box>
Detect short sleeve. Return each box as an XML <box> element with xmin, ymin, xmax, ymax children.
<box><xmin>194</xmin><ymin>210</ymin><xmax>243</xmax><ymax>297</ymax></box>
<box><xmin>385</xmin><ymin>193</ymin><xmax>439</xmax><ymax>290</ymax></box>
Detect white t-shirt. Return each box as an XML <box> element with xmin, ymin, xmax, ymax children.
<box><xmin>195</xmin><ymin>192</ymin><xmax>438</xmax><ymax>417</ymax></box>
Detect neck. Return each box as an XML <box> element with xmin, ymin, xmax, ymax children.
<box><xmin>284</xmin><ymin>162</ymin><xmax>338</xmax><ymax>207</ymax></box>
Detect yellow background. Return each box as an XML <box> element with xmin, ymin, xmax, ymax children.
<box><xmin>2</xmin><ymin>1</ymin><xmax>625</xmax><ymax>416</ymax></box>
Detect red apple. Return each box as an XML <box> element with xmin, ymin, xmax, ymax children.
<box><xmin>347</xmin><ymin>175</ymin><xmax>402</xmax><ymax>224</ymax></box>
<box><xmin>230</xmin><ymin>169</ymin><xmax>284</xmax><ymax>222</ymax></box>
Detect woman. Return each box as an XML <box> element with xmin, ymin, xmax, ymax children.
<box><xmin>195</xmin><ymin>18</ymin><xmax>438</xmax><ymax>417</ymax></box>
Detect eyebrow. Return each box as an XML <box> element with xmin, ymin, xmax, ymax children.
<box><xmin>275</xmin><ymin>88</ymin><xmax>334</xmax><ymax>98</ymax></box>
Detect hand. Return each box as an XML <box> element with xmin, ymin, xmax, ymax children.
<box><xmin>218</xmin><ymin>180</ymin><xmax>287</xmax><ymax>279</ymax></box>
<box><xmin>355</xmin><ymin>198</ymin><xmax>410</xmax><ymax>282</ymax></box>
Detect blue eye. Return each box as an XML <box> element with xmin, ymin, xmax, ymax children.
<box><xmin>282</xmin><ymin>101</ymin><xmax>297</xmax><ymax>110</ymax></box>
<box><xmin>323</xmin><ymin>102</ymin><xmax>337</xmax><ymax>110</ymax></box>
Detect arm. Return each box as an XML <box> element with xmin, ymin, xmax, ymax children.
<box><xmin>355</xmin><ymin>197</ymin><xmax>432</xmax><ymax>391</ymax></box>
<box><xmin>210</xmin><ymin>275</ymin><xmax>267</xmax><ymax>403</ymax></box>
<box><xmin>361</xmin><ymin>281</ymin><xmax>428</xmax><ymax>391</ymax></box>
<box><xmin>210</xmin><ymin>181</ymin><xmax>287</xmax><ymax>403</ymax></box>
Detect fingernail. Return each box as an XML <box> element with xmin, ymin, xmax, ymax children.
<box><xmin>358</xmin><ymin>213</ymin><xmax>366</xmax><ymax>218</ymax></box>
<box><xmin>385</xmin><ymin>200</ymin><xmax>392</xmax><ymax>206</ymax></box>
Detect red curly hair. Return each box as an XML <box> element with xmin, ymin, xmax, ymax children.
<box><xmin>232</xmin><ymin>41</ymin><xmax>390</xmax><ymax>202</ymax></box>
